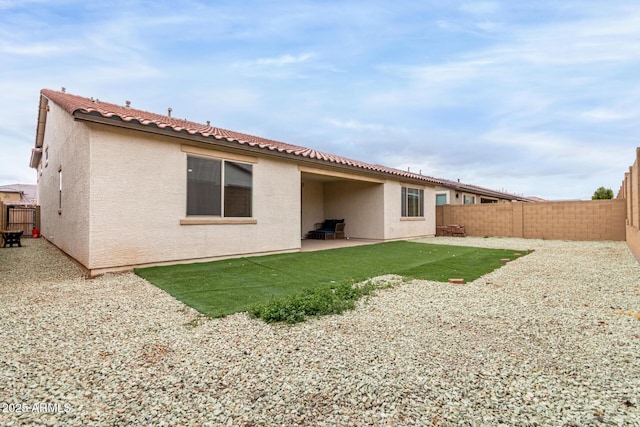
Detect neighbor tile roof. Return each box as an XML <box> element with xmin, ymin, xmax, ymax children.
<box><xmin>0</xmin><ymin>184</ymin><xmax>37</xmax><ymax>204</ymax></box>
<box><xmin>39</xmin><ymin>89</ymin><xmax>531</xmax><ymax>201</ymax></box>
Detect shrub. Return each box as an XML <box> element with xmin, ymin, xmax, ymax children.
<box><xmin>592</xmin><ymin>186</ymin><xmax>614</xmax><ymax>200</ymax></box>
<box><xmin>249</xmin><ymin>280</ymin><xmax>382</xmax><ymax>324</ymax></box>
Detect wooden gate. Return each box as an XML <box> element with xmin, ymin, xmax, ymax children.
<box><xmin>4</xmin><ymin>205</ymin><xmax>39</xmax><ymax>236</ymax></box>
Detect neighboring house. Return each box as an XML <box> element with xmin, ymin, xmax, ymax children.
<box><xmin>526</xmin><ymin>196</ymin><xmax>547</xmax><ymax>202</ymax></box>
<box><xmin>434</xmin><ymin>180</ymin><xmax>533</xmax><ymax>206</ymax></box>
<box><xmin>30</xmin><ymin>89</ymin><xmax>453</xmax><ymax>275</ymax></box>
<box><xmin>0</xmin><ymin>184</ymin><xmax>38</xmax><ymax>234</ymax></box>
<box><xmin>0</xmin><ymin>184</ymin><xmax>37</xmax><ymax>205</ymax></box>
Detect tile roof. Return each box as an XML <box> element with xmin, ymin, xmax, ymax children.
<box><xmin>436</xmin><ymin>179</ymin><xmax>530</xmax><ymax>201</ymax></box>
<box><xmin>39</xmin><ymin>88</ymin><xmax>531</xmax><ymax>201</ymax></box>
<box><xmin>40</xmin><ymin>89</ymin><xmax>443</xmax><ymax>184</ymax></box>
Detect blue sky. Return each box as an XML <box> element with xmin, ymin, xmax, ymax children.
<box><xmin>1</xmin><ymin>0</ymin><xmax>639</xmax><ymax>199</ymax></box>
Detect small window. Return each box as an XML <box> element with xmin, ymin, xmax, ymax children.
<box><xmin>187</xmin><ymin>156</ymin><xmax>252</xmax><ymax>217</ymax></box>
<box><xmin>401</xmin><ymin>187</ymin><xmax>424</xmax><ymax>217</ymax></box>
<box><xmin>58</xmin><ymin>167</ymin><xmax>62</xmax><ymax>214</ymax></box>
<box><xmin>436</xmin><ymin>193</ymin><xmax>447</xmax><ymax>206</ymax></box>
<box><xmin>464</xmin><ymin>195</ymin><xmax>475</xmax><ymax>205</ymax></box>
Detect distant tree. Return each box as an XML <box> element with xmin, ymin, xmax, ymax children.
<box><xmin>592</xmin><ymin>187</ymin><xmax>614</xmax><ymax>200</ymax></box>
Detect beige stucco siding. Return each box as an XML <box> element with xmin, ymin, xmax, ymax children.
<box><xmin>383</xmin><ymin>181</ymin><xmax>435</xmax><ymax>239</ymax></box>
<box><xmin>85</xmin><ymin>126</ymin><xmax>300</xmax><ymax>270</ymax></box>
<box><xmin>87</xmin><ymin>127</ymin><xmax>184</xmax><ymax>269</ymax></box>
<box><xmin>37</xmin><ymin>102</ymin><xmax>442</xmax><ymax>273</ymax></box>
<box><xmin>435</xmin><ymin>187</ymin><xmax>470</xmax><ymax>205</ymax></box>
<box><xmin>301</xmin><ymin>180</ymin><xmax>324</xmax><ymax>237</ymax></box>
<box><xmin>38</xmin><ymin>102</ymin><xmax>91</xmax><ymax>266</ymax></box>
<box><xmin>324</xmin><ymin>180</ymin><xmax>385</xmax><ymax>239</ymax></box>
<box><xmin>0</xmin><ymin>192</ymin><xmax>21</xmax><ymax>203</ymax></box>
<box><xmin>434</xmin><ymin>186</ymin><xmax>513</xmax><ymax>205</ymax></box>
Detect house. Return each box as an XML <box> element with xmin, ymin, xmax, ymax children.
<box><xmin>0</xmin><ymin>184</ymin><xmax>37</xmax><ymax>205</ymax></box>
<box><xmin>0</xmin><ymin>184</ymin><xmax>39</xmax><ymax>235</ymax></box>
<box><xmin>434</xmin><ymin>180</ymin><xmax>532</xmax><ymax>206</ymax></box>
<box><xmin>28</xmin><ymin>89</ymin><xmax>444</xmax><ymax>275</ymax></box>
<box><xmin>26</xmin><ymin>89</ymin><xmax>534</xmax><ymax>275</ymax></box>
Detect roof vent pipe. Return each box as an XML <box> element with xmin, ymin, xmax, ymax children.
<box><xmin>125</xmin><ymin>100</ymin><xmax>131</xmax><ymax>108</ymax></box>
<box><xmin>61</xmin><ymin>87</ymin><xmax>66</xmax><ymax>93</ymax></box>
<box><xmin>168</xmin><ymin>108</ymin><xmax>172</xmax><ymax>117</ymax></box>
<box><xmin>206</xmin><ymin>120</ymin><xmax>210</xmax><ymax>126</ymax></box>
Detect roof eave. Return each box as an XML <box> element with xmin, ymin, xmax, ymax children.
<box><xmin>29</xmin><ymin>148</ymin><xmax>42</xmax><ymax>169</ymax></box>
<box><xmin>439</xmin><ymin>181</ymin><xmax>532</xmax><ymax>202</ymax></box>
<box><xmin>30</xmin><ymin>94</ymin><xmax>49</xmax><ymax>168</ymax></box>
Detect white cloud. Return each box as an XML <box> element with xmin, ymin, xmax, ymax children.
<box><xmin>474</xmin><ymin>21</ymin><xmax>502</xmax><ymax>32</ymax></box>
<box><xmin>253</xmin><ymin>53</ymin><xmax>316</xmax><ymax>67</ymax></box>
<box><xmin>0</xmin><ymin>0</ymin><xmax>64</xmax><ymax>9</ymax></box>
<box><xmin>481</xmin><ymin>128</ymin><xmax>631</xmax><ymax>172</ymax></box>
<box><xmin>580</xmin><ymin>108</ymin><xmax>638</xmax><ymax>123</ymax></box>
<box><xmin>325</xmin><ymin>118</ymin><xmax>386</xmax><ymax>132</ymax></box>
<box><xmin>495</xmin><ymin>14</ymin><xmax>640</xmax><ymax>66</ymax></box>
<box><xmin>0</xmin><ymin>41</ymin><xmax>62</xmax><ymax>56</ymax></box>
<box><xmin>435</xmin><ymin>20</ymin><xmax>458</xmax><ymax>31</ymax></box>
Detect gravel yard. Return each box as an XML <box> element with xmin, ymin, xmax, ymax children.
<box><xmin>1</xmin><ymin>237</ymin><xmax>639</xmax><ymax>426</ymax></box>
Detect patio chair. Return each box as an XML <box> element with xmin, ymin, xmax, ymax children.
<box><xmin>308</xmin><ymin>219</ymin><xmax>346</xmax><ymax>240</ymax></box>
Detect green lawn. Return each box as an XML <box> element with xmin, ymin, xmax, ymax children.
<box><xmin>135</xmin><ymin>241</ymin><xmax>525</xmax><ymax>318</ymax></box>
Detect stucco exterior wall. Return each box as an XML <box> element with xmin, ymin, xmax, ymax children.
<box><xmin>0</xmin><ymin>192</ymin><xmax>21</xmax><ymax>203</ymax></box>
<box><xmin>301</xmin><ymin>180</ymin><xmax>324</xmax><ymax>237</ymax></box>
<box><xmin>38</xmin><ymin>102</ymin><xmax>91</xmax><ymax>266</ymax></box>
<box><xmin>84</xmin><ymin>125</ymin><xmax>301</xmax><ymax>272</ymax></box>
<box><xmin>324</xmin><ymin>180</ymin><xmax>385</xmax><ymax>239</ymax></box>
<box><xmin>434</xmin><ymin>187</ymin><xmax>480</xmax><ymax>205</ymax></box>
<box><xmin>383</xmin><ymin>181</ymin><xmax>435</xmax><ymax>239</ymax></box>
<box><xmin>434</xmin><ymin>186</ymin><xmax>514</xmax><ymax>205</ymax></box>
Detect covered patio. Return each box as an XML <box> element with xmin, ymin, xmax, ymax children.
<box><xmin>300</xmin><ymin>168</ymin><xmax>386</xmax><ymax>242</ymax></box>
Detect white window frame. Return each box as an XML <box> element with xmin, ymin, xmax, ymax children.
<box><xmin>401</xmin><ymin>186</ymin><xmax>424</xmax><ymax>217</ymax></box>
<box><xmin>435</xmin><ymin>191</ymin><xmax>449</xmax><ymax>206</ymax></box>
<box><xmin>185</xmin><ymin>155</ymin><xmax>253</xmax><ymax>218</ymax></box>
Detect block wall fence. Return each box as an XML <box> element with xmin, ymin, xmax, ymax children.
<box><xmin>436</xmin><ymin>146</ymin><xmax>640</xmax><ymax>260</ymax></box>
<box><xmin>436</xmin><ymin>199</ymin><xmax>626</xmax><ymax>241</ymax></box>
<box><xmin>619</xmin><ymin>147</ymin><xmax>640</xmax><ymax>258</ymax></box>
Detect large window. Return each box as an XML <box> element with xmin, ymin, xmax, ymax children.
<box><xmin>401</xmin><ymin>187</ymin><xmax>424</xmax><ymax>217</ymax></box>
<box><xmin>187</xmin><ymin>156</ymin><xmax>252</xmax><ymax>217</ymax></box>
